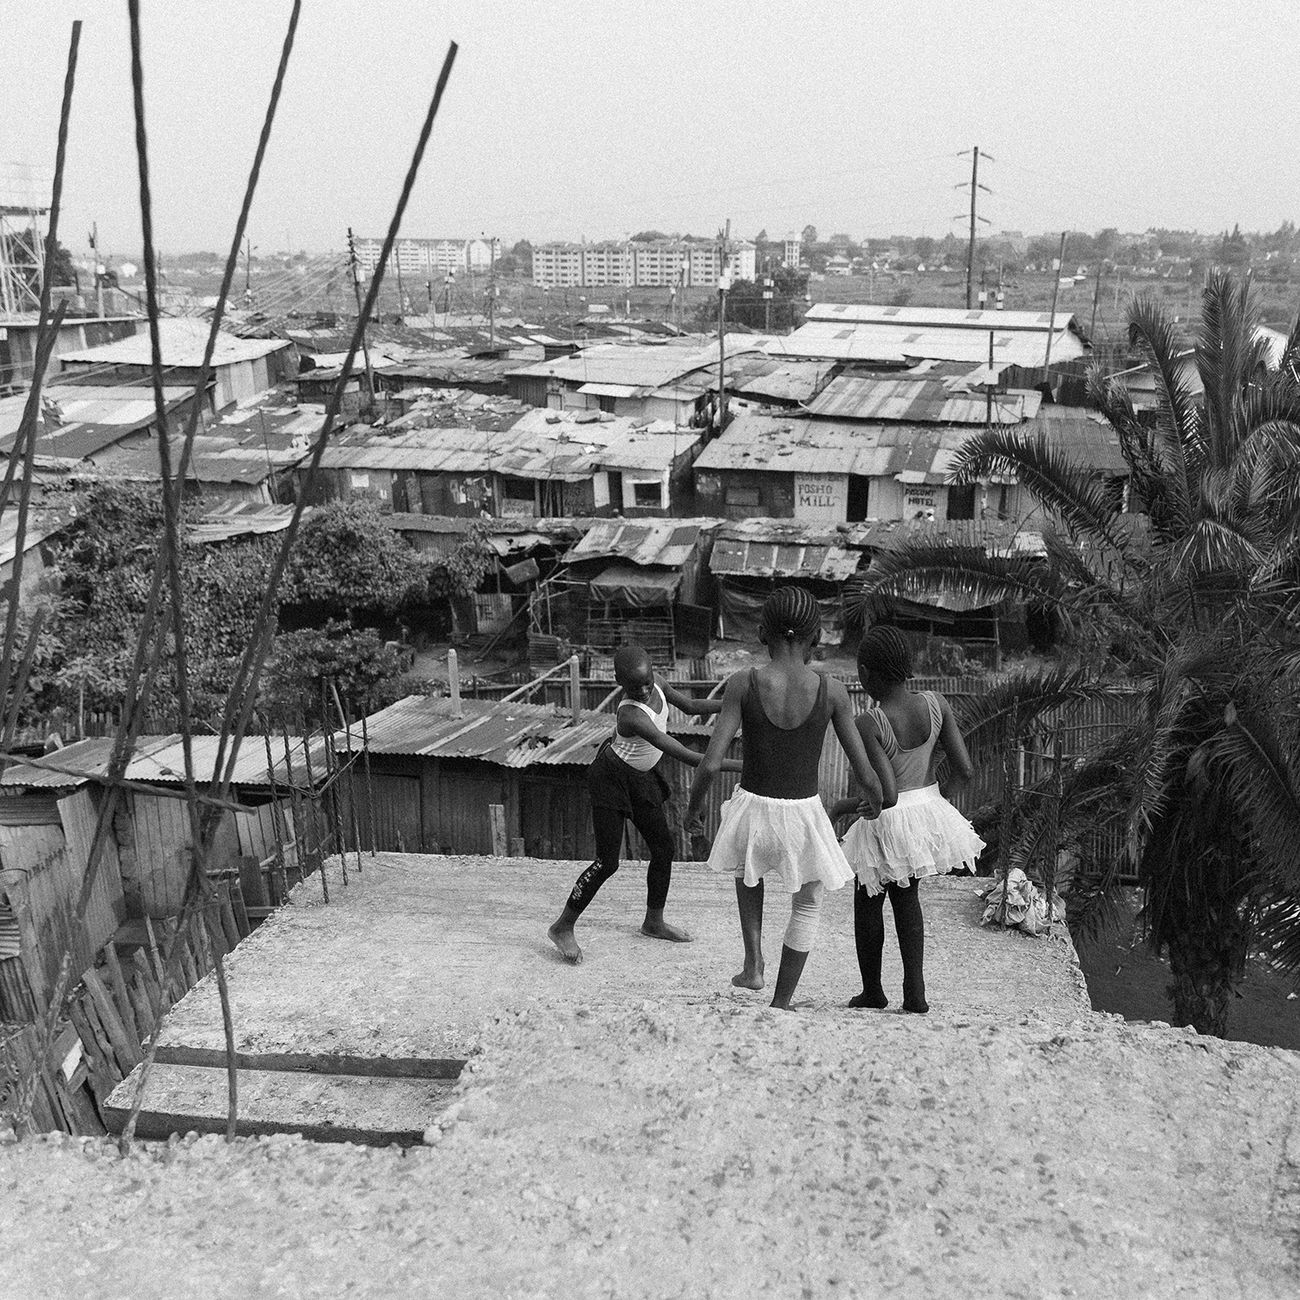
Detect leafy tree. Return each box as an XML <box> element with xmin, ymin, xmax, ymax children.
<box><xmin>859</xmin><ymin>271</ymin><xmax>1300</xmax><ymax>1036</ymax></box>
<box><xmin>510</xmin><ymin>239</ymin><xmax>533</xmax><ymax>276</ymax></box>
<box><xmin>282</xmin><ymin>499</ymin><xmax>432</xmax><ymax>620</ymax></box>
<box><xmin>264</xmin><ymin>620</ymin><xmax>408</xmax><ymax>725</ymax></box>
<box><xmin>914</xmin><ymin>236</ymin><xmax>937</xmax><ymax>263</ymax></box>
<box><xmin>1215</xmin><ymin>224</ymin><xmax>1250</xmax><ymax>272</ymax></box>
<box><xmin>630</xmin><ymin>231</ymin><xmax>671</xmax><ymax>243</ymax></box>
<box><xmin>46</xmin><ymin>481</ymin><xmax>277</xmax><ymax>722</ymax></box>
<box><xmin>801</xmin><ymin>224</ymin><xmax>818</xmax><ymax>247</ymax></box>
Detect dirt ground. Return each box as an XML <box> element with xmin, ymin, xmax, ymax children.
<box><xmin>3</xmin><ymin>857</ymin><xmax>1299</xmax><ymax>1298</ymax></box>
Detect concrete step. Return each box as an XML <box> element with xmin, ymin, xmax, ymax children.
<box><xmin>103</xmin><ymin>1062</ymin><xmax>459</xmax><ymax>1146</ymax></box>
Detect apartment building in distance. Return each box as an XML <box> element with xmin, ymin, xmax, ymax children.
<box><xmin>353</xmin><ymin>237</ymin><xmax>494</xmax><ymax>278</ymax></box>
<box><xmin>532</xmin><ymin>238</ymin><xmax>757</xmax><ymax>288</ymax></box>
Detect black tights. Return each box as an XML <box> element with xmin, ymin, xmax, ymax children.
<box><xmin>852</xmin><ymin>879</ymin><xmax>928</xmax><ymax>1012</ymax></box>
<box><xmin>565</xmin><ymin>803</ymin><xmax>674</xmax><ymax>918</ymax></box>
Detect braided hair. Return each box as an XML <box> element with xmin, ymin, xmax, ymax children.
<box><xmin>857</xmin><ymin>624</ymin><xmax>912</xmax><ymax>683</ymax></box>
<box><xmin>760</xmin><ymin>586</ymin><xmax>822</xmax><ymax>643</ymax></box>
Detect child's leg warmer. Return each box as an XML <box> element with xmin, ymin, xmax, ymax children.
<box><xmin>783</xmin><ymin>881</ymin><xmax>824</xmax><ymax>952</ymax></box>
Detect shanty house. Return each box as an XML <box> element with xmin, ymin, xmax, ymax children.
<box><xmin>707</xmin><ymin>518</ymin><xmax>867</xmax><ymax>643</ymax></box>
<box><xmin>344</xmin><ymin>693</ymin><xmax>725</xmax><ymax>861</ymax></box>
<box><xmin>694</xmin><ymin>406</ymin><xmax>1125</xmax><ymax>527</ymax></box>
<box><xmin>531</xmin><ymin>517</ymin><xmax>718</xmax><ymax>669</ymax></box>
<box><xmin>0</xmin><ymin>732</ymin><xmax>328</xmax><ymax>1019</ymax></box>
<box><xmin>770</xmin><ymin>303</ymin><xmax>1089</xmax><ymax>372</ymax></box>
<box><xmin>504</xmin><ymin>337</ymin><xmax>765</xmax><ymax>423</ymax></box>
<box><xmin>58</xmin><ymin>319</ymin><xmax>295</xmax><ymax>411</ymax></box>
<box><xmin>308</xmin><ymin>409</ymin><xmax>704</xmax><ymax>519</ymax></box>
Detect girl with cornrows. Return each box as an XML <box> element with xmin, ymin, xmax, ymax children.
<box><xmin>834</xmin><ymin>625</ymin><xmax>984</xmax><ymax>1014</ymax></box>
<box><xmin>687</xmin><ymin>587</ymin><xmax>892</xmax><ymax>1010</ymax></box>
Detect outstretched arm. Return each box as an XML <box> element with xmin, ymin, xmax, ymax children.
<box><xmin>686</xmin><ymin>673</ymin><xmax>746</xmax><ymax>822</ymax></box>
<box><xmin>661</xmin><ymin>681</ymin><xmax>724</xmax><ymax>717</ymax></box>
<box><xmin>936</xmin><ymin>693</ymin><xmax>975</xmax><ymax>785</ymax></box>
<box><xmin>618</xmin><ymin>705</ymin><xmax>741</xmax><ymax>772</ymax></box>
<box><xmin>828</xmin><ymin>679</ymin><xmax>886</xmax><ymax>818</ymax></box>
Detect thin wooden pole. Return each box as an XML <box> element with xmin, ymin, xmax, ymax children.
<box><xmin>360</xmin><ymin>707</ymin><xmax>377</xmax><ymax>857</ymax></box>
<box><xmin>299</xmin><ymin>713</ymin><xmax>328</xmax><ymax>902</ymax></box>
<box><xmin>569</xmin><ymin>653</ymin><xmax>582</xmax><ymax>723</ymax></box>
<box><xmin>1043</xmin><ymin>231</ymin><xmax>1068</xmax><ymax>373</ymax></box>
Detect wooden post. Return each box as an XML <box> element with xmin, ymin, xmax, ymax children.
<box><xmin>489</xmin><ymin>804</ymin><xmax>507</xmax><ymax>857</ymax></box>
<box><xmin>448</xmin><ymin>648</ymin><xmax>462</xmax><ymax>716</ymax></box>
<box><xmin>569</xmin><ymin>653</ymin><xmax>581</xmax><ymax>723</ymax></box>
<box><xmin>1043</xmin><ymin>231</ymin><xmax>1068</xmax><ymax>373</ymax></box>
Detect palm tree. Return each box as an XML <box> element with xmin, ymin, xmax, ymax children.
<box><xmin>858</xmin><ymin>271</ymin><xmax>1300</xmax><ymax>1036</ymax></box>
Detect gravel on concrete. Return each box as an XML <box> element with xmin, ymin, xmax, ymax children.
<box><xmin>2</xmin><ymin>854</ymin><xmax>1298</xmax><ymax>1299</ymax></box>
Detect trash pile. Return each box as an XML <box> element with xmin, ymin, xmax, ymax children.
<box><xmin>976</xmin><ymin>867</ymin><xmax>1064</xmax><ymax>937</ymax></box>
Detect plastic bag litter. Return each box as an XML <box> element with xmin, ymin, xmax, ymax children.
<box><xmin>976</xmin><ymin>868</ymin><xmax>1064</xmax><ymax>937</ymax></box>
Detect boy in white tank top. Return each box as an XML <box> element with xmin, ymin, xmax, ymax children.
<box><xmin>548</xmin><ymin>645</ymin><xmax>741</xmax><ymax>965</ymax></box>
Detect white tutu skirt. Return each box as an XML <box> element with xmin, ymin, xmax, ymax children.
<box><xmin>843</xmin><ymin>784</ymin><xmax>985</xmax><ymax>897</ymax></box>
<box><xmin>707</xmin><ymin>787</ymin><xmax>855</xmax><ymax>893</ymax></box>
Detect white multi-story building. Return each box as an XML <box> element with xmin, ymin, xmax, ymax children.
<box><xmin>581</xmin><ymin>242</ymin><xmax>633</xmax><ymax>287</ymax></box>
<box><xmin>531</xmin><ymin>238</ymin><xmax>757</xmax><ymax>288</ymax></box>
<box><xmin>782</xmin><ymin>232</ymin><xmax>802</xmax><ymax>267</ymax></box>
<box><xmin>532</xmin><ymin>242</ymin><xmax>584</xmax><ymax>287</ymax></box>
<box><xmin>352</xmin><ymin>237</ymin><xmax>493</xmax><ymax>278</ymax></box>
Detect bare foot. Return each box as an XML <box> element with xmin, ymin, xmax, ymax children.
<box><xmin>547</xmin><ymin>921</ymin><xmax>583</xmax><ymax>964</ymax></box>
<box><xmin>769</xmin><ymin>996</ymin><xmax>797</xmax><ymax>1011</ymax></box>
<box><xmin>731</xmin><ymin>966</ymin><xmax>764</xmax><ymax>990</ymax></box>
<box><xmin>641</xmin><ymin>917</ymin><xmax>693</xmax><ymax>943</ymax></box>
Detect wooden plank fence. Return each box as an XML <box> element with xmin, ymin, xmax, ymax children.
<box><xmin>0</xmin><ymin>887</ymin><xmax>250</xmax><ymax>1137</ymax></box>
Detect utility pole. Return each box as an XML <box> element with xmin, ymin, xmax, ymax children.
<box><xmin>763</xmin><ymin>257</ymin><xmax>774</xmax><ymax>332</ymax></box>
<box><xmin>394</xmin><ymin>240</ymin><xmax>404</xmax><ymax>317</ymax></box>
<box><xmin>1089</xmin><ymin>259</ymin><xmax>1105</xmax><ymax>340</ymax></box>
<box><xmin>1043</xmin><ymin>231</ymin><xmax>1068</xmax><ymax>373</ymax></box>
<box><xmin>957</xmin><ymin>146</ymin><xmax>994</xmax><ymax>309</ymax></box>
<box><xmin>346</xmin><ymin>227</ymin><xmax>376</xmax><ymax>406</ymax></box>
<box><xmin>91</xmin><ymin>222</ymin><xmax>104</xmax><ymax>317</ymax></box>
<box><xmin>487</xmin><ymin>236</ymin><xmax>497</xmax><ymax>347</ymax></box>
<box><xmin>716</xmin><ymin>219</ymin><xmax>731</xmax><ymax>437</ymax></box>
<box><xmin>244</xmin><ymin>236</ymin><xmax>253</xmax><ymax>298</ymax></box>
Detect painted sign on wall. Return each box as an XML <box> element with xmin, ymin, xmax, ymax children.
<box><xmin>793</xmin><ymin>473</ymin><xmax>847</xmax><ymax>522</ymax></box>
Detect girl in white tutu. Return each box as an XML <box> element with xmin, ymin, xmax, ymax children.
<box><xmin>686</xmin><ymin>587</ymin><xmax>892</xmax><ymax>1010</ymax></box>
<box><xmin>834</xmin><ymin>625</ymin><xmax>984</xmax><ymax>1014</ymax></box>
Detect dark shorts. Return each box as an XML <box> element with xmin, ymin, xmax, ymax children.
<box><xmin>587</xmin><ymin>743</ymin><xmax>670</xmax><ymax>819</ymax></box>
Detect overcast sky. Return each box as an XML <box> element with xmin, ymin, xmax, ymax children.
<box><xmin>4</xmin><ymin>0</ymin><xmax>1298</xmax><ymax>258</ymax></box>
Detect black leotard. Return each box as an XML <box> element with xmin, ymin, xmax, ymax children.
<box><xmin>739</xmin><ymin>668</ymin><xmax>830</xmax><ymax>800</ymax></box>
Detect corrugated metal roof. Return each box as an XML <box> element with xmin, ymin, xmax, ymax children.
<box><xmin>318</xmin><ymin>412</ymin><xmax>700</xmax><ymax>480</ymax></box>
<box><xmin>805</xmin><ymin>374</ymin><xmax>1038</xmax><ymax>425</ymax></box>
<box><xmin>709</xmin><ymin>537</ymin><xmax>862</xmax><ymax>581</ymax></box>
<box><xmin>577</xmin><ymin>381</ymin><xmax>647</xmax><ymax>398</ymax></box>
<box><xmin>353</xmin><ymin>694</ymin><xmax>709</xmax><ymax>768</ymax></box>
<box><xmin>507</xmin><ymin>336</ymin><xmax>763</xmax><ymax>389</ymax></box>
<box><xmin>694</xmin><ymin>411</ymin><xmax>967</xmax><ymax>480</ymax></box>
<box><xmin>187</xmin><ymin>502</ymin><xmax>299</xmax><ymax>544</ymax></box>
<box><xmin>806</xmin><ymin>303</ymin><xmax>1082</xmax><ymax>334</ymax></box>
<box><xmin>59</xmin><ymin>319</ymin><xmax>291</xmax><ymax>368</ymax></box>
<box><xmin>565</xmin><ymin>518</ymin><xmax>713</xmax><ymax>567</ymax></box>
<box><xmin>768</xmin><ymin>322</ymin><xmax>1086</xmax><ymax>368</ymax></box>
<box><xmin>123</xmin><ymin>734</ymin><xmax>329</xmax><ymax>787</ymax></box>
<box><xmin>0</xmin><ymin>733</ymin><xmax>326</xmax><ymax>790</ymax></box>
<box><xmin>0</xmin><ymin>737</ymin><xmax>124</xmax><ymax>788</ymax></box>
<box><xmin>0</xmin><ymin>385</ymin><xmax>195</xmax><ymax>453</ymax></box>
<box><xmin>695</xmin><ymin>407</ymin><xmax>1123</xmax><ymax>479</ymax></box>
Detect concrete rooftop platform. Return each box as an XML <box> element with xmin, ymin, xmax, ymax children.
<box><xmin>106</xmin><ymin>852</ymin><xmax>1090</xmax><ymax>1144</ymax></box>
<box><xmin>146</xmin><ymin>851</ymin><xmax>1091</xmax><ymax>1063</ymax></box>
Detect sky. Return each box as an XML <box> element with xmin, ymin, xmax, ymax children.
<box><xmin>4</xmin><ymin>0</ymin><xmax>1300</xmax><ymax>259</ymax></box>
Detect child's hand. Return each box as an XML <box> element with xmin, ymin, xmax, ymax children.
<box><xmin>686</xmin><ymin>812</ymin><xmax>710</xmax><ymax>859</ymax></box>
<box><xmin>856</xmin><ymin>794</ymin><xmax>882</xmax><ymax>819</ymax></box>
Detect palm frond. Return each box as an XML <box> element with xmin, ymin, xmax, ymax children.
<box><xmin>954</xmin><ymin>665</ymin><xmax>1138</xmax><ymax>752</ymax></box>
<box><xmin>947</xmin><ymin>426</ymin><xmax>1124</xmax><ymax>546</ymax></box>
<box><xmin>1125</xmin><ymin>293</ymin><xmax>1200</xmax><ymax>525</ymax></box>
<box><xmin>854</xmin><ymin>543</ymin><xmax>1063</xmax><ymax>616</ymax></box>
<box><xmin>1195</xmin><ymin>270</ymin><xmax>1271</xmax><ymax>468</ymax></box>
